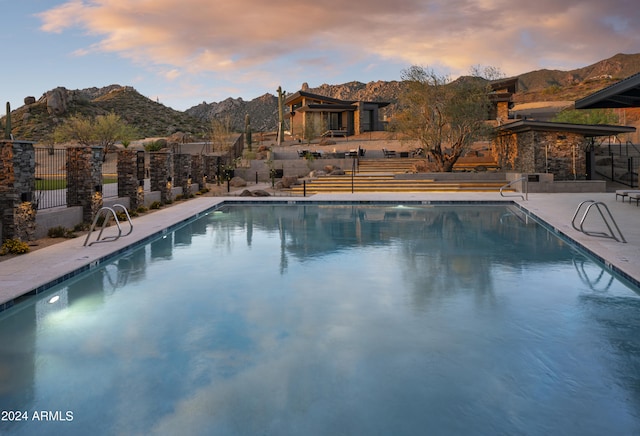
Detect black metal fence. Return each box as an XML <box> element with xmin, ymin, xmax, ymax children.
<box><xmin>35</xmin><ymin>147</ymin><xmax>67</xmax><ymax>210</ymax></box>
<box><xmin>34</xmin><ymin>147</ymin><xmax>121</xmax><ymax>209</ymax></box>
<box><xmin>596</xmin><ymin>155</ymin><xmax>638</xmax><ymax>188</ymax></box>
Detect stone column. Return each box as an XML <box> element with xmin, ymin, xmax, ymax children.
<box><xmin>173</xmin><ymin>153</ymin><xmax>192</xmax><ymax>196</ymax></box>
<box><xmin>67</xmin><ymin>146</ymin><xmax>103</xmax><ymax>223</ymax></box>
<box><xmin>0</xmin><ymin>140</ymin><xmax>36</xmax><ymax>242</ymax></box>
<box><xmin>117</xmin><ymin>149</ymin><xmax>143</xmax><ymax>210</ymax></box>
<box><xmin>150</xmin><ymin>150</ymin><xmax>173</xmax><ymax>203</ymax></box>
<box><xmin>191</xmin><ymin>154</ymin><xmax>206</xmax><ymax>189</ymax></box>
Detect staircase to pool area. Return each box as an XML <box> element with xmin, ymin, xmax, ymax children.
<box><xmin>286</xmin><ymin>158</ymin><xmax>512</xmax><ymax>195</ymax></box>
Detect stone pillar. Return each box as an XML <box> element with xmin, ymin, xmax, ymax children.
<box><xmin>191</xmin><ymin>154</ymin><xmax>206</xmax><ymax>189</ymax></box>
<box><xmin>173</xmin><ymin>153</ymin><xmax>192</xmax><ymax>196</ymax></box>
<box><xmin>0</xmin><ymin>140</ymin><xmax>36</xmax><ymax>242</ymax></box>
<box><xmin>67</xmin><ymin>146</ymin><xmax>103</xmax><ymax>223</ymax></box>
<box><xmin>117</xmin><ymin>149</ymin><xmax>143</xmax><ymax>210</ymax></box>
<box><xmin>150</xmin><ymin>150</ymin><xmax>173</xmax><ymax>203</ymax></box>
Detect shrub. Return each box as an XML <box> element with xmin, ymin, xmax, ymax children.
<box><xmin>74</xmin><ymin>223</ymin><xmax>89</xmax><ymax>232</ymax></box>
<box><xmin>0</xmin><ymin>239</ymin><xmax>30</xmax><ymax>255</ymax></box>
<box><xmin>150</xmin><ymin>201</ymin><xmax>162</xmax><ymax>210</ymax></box>
<box><xmin>136</xmin><ymin>205</ymin><xmax>148</xmax><ymax>213</ymax></box>
<box><xmin>47</xmin><ymin>226</ymin><xmax>76</xmax><ymax>238</ymax></box>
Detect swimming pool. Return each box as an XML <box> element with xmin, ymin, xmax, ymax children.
<box><xmin>1</xmin><ymin>203</ymin><xmax>640</xmax><ymax>435</ymax></box>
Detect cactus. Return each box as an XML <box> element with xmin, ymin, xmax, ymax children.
<box><xmin>245</xmin><ymin>114</ymin><xmax>252</xmax><ymax>151</ymax></box>
<box><xmin>4</xmin><ymin>102</ymin><xmax>11</xmax><ymax>140</ymax></box>
<box><xmin>277</xmin><ymin>86</ymin><xmax>286</xmax><ymax>145</ymax></box>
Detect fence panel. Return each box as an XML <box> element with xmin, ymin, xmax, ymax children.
<box><xmin>103</xmin><ymin>151</ymin><xmax>118</xmax><ymax>198</ymax></box>
<box><xmin>35</xmin><ymin>147</ymin><xmax>67</xmax><ymax>210</ymax></box>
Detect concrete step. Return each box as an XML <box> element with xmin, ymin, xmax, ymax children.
<box><xmin>287</xmin><ymin>176</ymin><xmax>513</xmax><ymax>194</ymax></box>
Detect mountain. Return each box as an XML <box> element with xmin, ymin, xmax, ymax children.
<box><xmin>9</xmin><ymin>85</ymin><xmax>209</xmax><ymax>141</ymax></box>
<box><xmin>5</xmin><ymin>52</ymin><xmax>640</xmax><ymax>143</ymax></box>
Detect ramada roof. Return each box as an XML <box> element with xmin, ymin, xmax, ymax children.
<box><xmin>284</xmin><ymin>90</ymin><xmax>389</xmax><ymax>108</ymax></box>
<box><xmin>498</xmin><ymin>119</ymin><xmax>636</xmax><ymax>137</ymax></box>
<box><xmin>575</xmin><ymin>72</ymin><xmax>640</xmax><ymax>109</ymax></box>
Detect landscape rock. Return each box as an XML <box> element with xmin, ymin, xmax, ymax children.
<box><xmin>251</xmin><ymin>189</ymin><xmax>271</xmax><ymax>197</ymax></box>
<box><xmin>280</xmin><ymin>176</ymin><xmax>299</xmax><ymax>188</ymax></box>
<box><xmin>24</xmin><ymin>96</ymin><xmax>36</xmax><ymax>105</ymax></box>
<box><xmin>45</xmin><ymin>87</ymin><xmax>69</xmax><ymax>115</ymax></box>
<box><xmin>229</xmin><ymin>176</ymin><xmax>247</xmax><ymax>187</ymax></box>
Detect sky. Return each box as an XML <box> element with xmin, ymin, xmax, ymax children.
<box><xmin>2</xmin><ymin>0</ymin><xmax>639</xmax><ymax>115</ymax></box>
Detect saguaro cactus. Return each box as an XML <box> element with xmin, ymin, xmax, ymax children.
<box><xmin>245</xmin><ymin>114</ymin><xmax>252</xmax><ymax>151</ymax></box>
<box><xmin>4</xmin><ymin>102</ymin><xmax>11</xmax><ymax>139</ymax></box>
<box><xmin>277</xmin><ymin>86</ymin><xmax>286</xmax><ymax>146</ymax></box>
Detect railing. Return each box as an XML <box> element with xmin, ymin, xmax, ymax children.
<box><xmin>83</xmin><ymin>204</ymin><xmax>133</xmax><ymax>246</ymax></box>
<box><xmin>500</xmin><ymin>176</ymin><xmax>528</xmax><ymax>201</ymax></box>
<box><xmin>571</xmin><ymin>200</ymin><xmax>626</xmax><ymax>243</ymax></box>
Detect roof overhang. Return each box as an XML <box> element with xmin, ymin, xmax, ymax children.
<box><xmin>497</xmin><ymin>119</ymin><xmax>636</xmax><ymax>137</ymax></box>
<box><xmin>575</xmin><ymin>72</ymin><xmax>640</xmax><ymax>109</ymax></box>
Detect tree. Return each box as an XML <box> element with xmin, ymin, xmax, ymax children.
<box><xmin>553</xmin><ymin>108</ymin><xmax>619</xmax><ymax>125</ymax></box>
<box><xmin>53</xmin><ymin>112</ymin><xmax>138</xmax><ymax>159</ymax></box>
<box><xmin>393</xmin><ymin>66</ymin><xmax>498</xmax><ymax>172</ymax></box>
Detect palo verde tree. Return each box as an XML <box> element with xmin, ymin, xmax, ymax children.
<box><xmin>53</xmin><ymin>112</ymin><xmax>138</xmax><ymax>160</ymax></box>
<box><xmin>393</xmin><ymin>65</ymin><xmax>499</xmax><ymax>172</ymax></box>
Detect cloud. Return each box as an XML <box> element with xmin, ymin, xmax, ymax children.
<box><xmin>36</xmin><ymin>0</ymin><xmax>640</xmax><ymax>92</ymax></box>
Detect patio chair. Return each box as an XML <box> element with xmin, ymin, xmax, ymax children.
<box><xmin>615</xmin><ymin>189</ymin><xmax>640</xmax><ymax>202</ymax></box>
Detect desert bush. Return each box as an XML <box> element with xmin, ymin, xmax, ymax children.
<box><xmin>47</xmin><ymin>226</ymin><xmax>76</xmax><ymax>238</ymax></box>
<box><xmin>0</xmin><ymin>239</ymin><xmax>30</xmax><ymax>255</ymax></box>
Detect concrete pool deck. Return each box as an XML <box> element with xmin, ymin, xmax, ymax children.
<box><xmin>1</xmin><ymin>191</ymin><xmax>639</xmax><ymax>311</ymax></box>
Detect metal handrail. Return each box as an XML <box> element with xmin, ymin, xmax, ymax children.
<box><xmin>83</xmin><ymin>203</ymin><xmax>134</xmax><ymax>246</ymax></box>
<box><xmin>500</xmin><ymin>176</ymin><xmax>528</xmax><ymax>201</ymax></box>
<box><xmin>571</xmin><ymin>200</ymin><xmax>626</xmax><ymax>243</ymax></box>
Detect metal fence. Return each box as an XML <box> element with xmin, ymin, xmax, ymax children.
<box><xmin>596</xmin><ymin>155</ymin><xmax>638</xmax><ymax>188</ymax></box>
<box><xmin>35</xmin><ymin>147</ymin><xmax>68</xmax><ymax>210</ymax></box>
<box><xmin>34</xmin><ymin>147</ymin><xmax>121</xmax><ymax>210</ymax></box>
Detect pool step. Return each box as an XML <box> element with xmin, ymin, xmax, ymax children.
<box><xmin>287</xmin><ymin>175</ymin><xmax>513</xmax><ymax>194</ymax></box>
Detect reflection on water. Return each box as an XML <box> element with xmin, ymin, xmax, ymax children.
<box><xmin>0</xmin><ymin>205</ymin><xmax>639</xmax><ymax>435</ymax></box>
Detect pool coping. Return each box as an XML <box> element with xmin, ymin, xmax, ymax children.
<box><xmin>1</xmin><ymin>194</ymin><xmax>639</xmax><ymax>313</ymax></box>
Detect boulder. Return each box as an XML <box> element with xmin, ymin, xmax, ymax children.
<box><xmin>46</xmin><ymin>87</ymin><xmax>69</xmax><ymax>115</ymax></box>
<box><xmin>239</xmin><ymin>189</ymin><xmax>253</xmax><ymax>197</ymax></box>
<box><xmin>230</xmin><ymin>176</ymin><xmax>247</xmax><ymax>187</ymax></box>
<box><xmin>280</xmin><ymin>176</ymin><xmax>299</xmax><ymax>188</ymax></box>
<box><xmin>330</xmin><ymin>169</ymin><xmax>346</xmax><ymax>175</ymax></box>
<box><xmin>252</xmin><ymin>189</ymin><xmax>271</xmax><ymax>197</ymax></box>
<box><xmin>309</xmin><ymin>170</ymin><xmax>326</xmax><ymax>178</ymax></box>
<box><xmin>24</xmin><ymin>96</ymin><xmax>36</xmax><ymax>105</ymax></box>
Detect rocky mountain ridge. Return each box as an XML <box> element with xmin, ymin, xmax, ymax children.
<box><xmin>5</xmin><ymin>52</ymin><xmax>640</xmax><ymax>142</ymax></box>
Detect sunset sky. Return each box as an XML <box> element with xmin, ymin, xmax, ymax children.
<box><xmin>2</xmin><ymin>0</ymin><xmax>639</xmax><ymax>115</ymax></box>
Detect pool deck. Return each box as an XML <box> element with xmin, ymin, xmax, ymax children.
<box><xmin>1</xmin><ymin>191</ymin><xmax>639</xmax><ymax>311</ymax></box>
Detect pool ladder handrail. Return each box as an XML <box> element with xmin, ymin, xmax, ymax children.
<box><xmin>83</xmin><ymin>204</ymin><xmax>133</xmax><ymax>247</ymax></box>
<box><xmin>500</xmin><ymin>176</ymin><xmax>528</xmax><ymax>201</ymax></box>
<box><xmin>571</xmin><ymin>200</ymin><xmax>626</xmax><ymax>243</ymax></box>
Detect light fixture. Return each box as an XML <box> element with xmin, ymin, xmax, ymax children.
<box><xmin>48</xmin><ymin>295</ymin><xmax>60</xmax><ymax>304</ymax></box>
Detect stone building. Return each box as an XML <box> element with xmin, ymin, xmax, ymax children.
<box><xmin>492</xmin><ymin>120</ymin><xmax>635</xmax><ymax>180</ymax></box>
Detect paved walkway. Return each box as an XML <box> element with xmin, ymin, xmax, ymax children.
<box><xmin>1</xmin><ymin>191</ymin><xmax>639</xmax><ymax>311</ymax></box>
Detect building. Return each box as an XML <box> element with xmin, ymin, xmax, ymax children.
<box><xmin>284</xmin><ymin>90</ymin><xmax>389</xmax><ymax>139</ymax></box>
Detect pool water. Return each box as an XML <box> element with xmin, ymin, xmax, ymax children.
<box><xmin>1</xmin><ymin>204</ymin><xmax>640</xmax><ymax>435</ymax></box>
